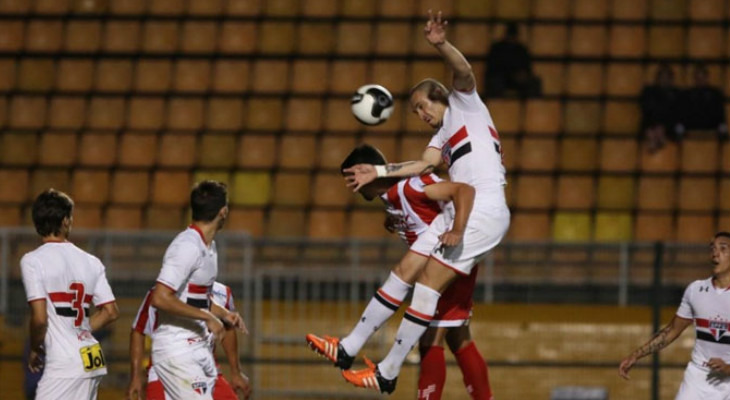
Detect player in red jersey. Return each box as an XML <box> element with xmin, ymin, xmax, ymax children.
<box><xmin>127</xmin><ymin>281</ymin><xmax>251</xmax><ymax>400</ymax></box>
<box><xmin>308</xmin><ymin>145</ymin><xmax>491</xmax><ymax>399</ymax></box>
<box><xmin>21</xmin><ymin>189</ymin><xmax>120</xmax><ymax>400</ymax></box>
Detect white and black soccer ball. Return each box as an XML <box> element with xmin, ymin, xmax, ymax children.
<box><xmin>351</xmin><ymin>84</ymin><xmax>394</xmax><ymax>126</ymax></box>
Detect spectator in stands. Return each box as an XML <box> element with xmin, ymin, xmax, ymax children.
<box><xmin>639</xmin><ymin>63</ymin><xmax>683</xmax><ymax>153</ymax></box>
<box><xmin>484</xmin><ymin>22</ymin><xmax>541</xmax><ymax>98</ymax></box>
<box><xmin>679</xmin><ymin>63</ymin><xmax>728</xmax><ymax>140</ymax></box>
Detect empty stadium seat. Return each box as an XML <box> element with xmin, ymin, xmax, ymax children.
<box><xmin>349</xmin><ymin>209</ymin><xmax>388</xmax><ymax>239</ymax></box>
<box><xmin>207</xmin><ymin>98</ymin><xmax>245</xmax><ymax>130</ymax></box>
<box><xmin>609</xmin><ymin>26</ymin><xmax>646</xmax><ymax>58</ymax></box>
<box><xmin>133</xmin><ymin>60</ymin><xmax>171</xmax><ymax>92</ymax></box>
<box><xmin>570</xmin><ymin>26</ymin><xmax>607</xmax><ymax>56</ymax></box>
<box><xmin>231</xmin><ymin>172</ymin><xmax>271</xmax><ymax>206</ymax></box>
<box><xmin>48</xmin><ymin>97</ymin><xmax>86</xmax><ymax>129</ymax></box>
<box><xmin>596</xmin><ymin>176</ymin><xmax>635</xmax><ymax>210</ymax></box>
<box><xmin>227</xmin><ymin>207</ymin><xmax>264</xmax><ymax>236</ymax></box>
<box><xmin>678</xmin><ymin>177</ymin><xmax>716</xmax><ymax>211</ymax></box>
<box><xmin>612</xmin><ymin>0</ymin><xmax>647</xmax><ymax>19</ymax></box>
<box><xmin>0</xmin><ymin>169</ymin><xmax>28</xmax><ymax>203</ymax></box>
<box><xmin>680</xmin><ymin>139</ymin><xmax>719</xmax><ymax>173</ymax></box>
<box><xmin>278</xmin><ymin>134</ymin><xmax>316</xmax><ymax>169</ymax></box>
<box><xmin>532</xmin><ymin>63</ymin><xmax>564</xmax><ymax>96</ymax></box>
<box><xmin>567</xmin><ymin>63</ymin><xmax>604</xmax><ymax>96</ymax></box>
<box><xmin>640</xmin><ymin>141</ymin><xmax>679</xmax><ymax>172</ymax></box>
<box><xmin>157</xmin><ymin>132</ymin><xmax>196</xmax><ymax>167</ymax></box>
<box><xmin>199</xmin><ymin>134</ymin><xmax>236</xmax><ymax>168</ymax></box>
<box><xmin>148</xmin><ymin>0</ymin><xmax>185</xmax><ymax>15</ymax></box>
<box><xmin>151</xmin><ymin>171</ymin><xmax>191</xmax><ymax>206</ymax></box>
<box><xmin>689</xmin><ymin>0</ymin><xmax>724</xmax><ymax>20</ymax></box>
<box><xmin>529</xmin><ymin>25</ymin><xmax>568</xmax><ymax>57</ymax></box>
<box><xmin>361</xmin><ymin>134</ymin><xmax>397</xmax><ymax>163</ymax></box>
<box><xmin>38</xmin><ymin>131</ymin><xmax>77</xmax><ymax>167</ymax></box>
<box><xmin>30</xmin><ymin>169</ymin><xmax>70</xmax><ymax>200</ymax></box>
<box><xmin>34</xmin><ymin>0</ymin><xmax>71</xmax><ymax>14</ymax></box>
<box><xmin>181</xmin><ymin>21</ymin><xmax>217</xmax><ymax>53</ymax></box>
<box><xmin>111</xmin><ymin>171</ymin><xmax>150</xmax><ymax>205</ymax></box>
<box><xmin>487</xmin><ymin>99</ymin><xmax>521</xmax><ymax>133</ymax></box>
<box><xmin>118</xmin><ymin>133</ymin><xmax>157</xmax><ymax>167</ymax></box>
<box><xmin>286</xmin><ymin>98</ymin><xmax>323</xmax><ymax>131</ymax></box>
<box><xmin>88</xmin><ymin>97</ymin><xmax>125</xmax><ymax>129</ymax></box>
<box><xmin>594</xmin><ymin>212</ymin><xmax>633</xmax><ymax>242</ymax></box>
<box><xmin>167</xmin><ymin>98</ymin><xmax>204</xmax><ymax>130</ymax></box>
<box><xmin>374</xmin><ymin>22</ymin><xmax>411</xmax><ymax>55</ymax></box>
<box><xmin>508</xmin><ymin>211</ymin><xmax>551</xmax><ymax>240</ymax></box>
<box><xmin>559</xmin><ymin>139</ymin><xmax>597</xmax><ymax>172</ymax></box>
<box><xmin>552</xmin><ymin>212</ymin><xmax>592</xmax><ymax>242</ymax></box>
<box><xmin>519</xmin><ymin>137</ymin><xmax>557</xmax><ymax>171</ymax></box>
<box><xmin>71</xmin><ymin>170</ymin><xmax>110</xmax><ymax>204</ymax></box>
<box><xmin>524</xmin><ymin>100</ymin><xmax>561</xmax><ymax>134</ymax></box>
<box><xmin>145</xmin><ymin>206</ymin><xmax>184</xmax><ymax>230</ymax></box>
<box><xmin>325</xmin><ymin>98</ymin><xmax>359</xmax><ymax>132</ymax></box>
<box><xmin>192</xmin><ymin>170</ymin><xmax>230</xmax><ymax>188</ymax></box>
<box><xmin>272</xmin><ymin>172</ymin><xmax>311</xmax><ymax>206</ymax></box>
<box><xmin>301</xmin><ymin>0</ymin><xmax>337</xmax><ymax>17</ymax></box>
<box><xmin>73</xmin><ymin>205</ymin><xmax>103</xmax><ymax>229</ymax></box>
<box><xmin>0</xmin><ymin>59</ymin><xmax>16</xmax><ymax>91</ymax></box>
<box><xmin>105</xmin><ymin>206</ymin><xmax>143</xmax><ymax>230</ymax></box>
<box><xmin>532</xmin><ymin>0</ymin><xmax>569</xmax><ymax>18</ymax></box>
<box><xmin>78</xmin><ymin>132</ymin><xmax>117</xmax><ymax>167</ymax></box>
<box><xmin>212</xmin><ymin>60</ymin><xmax>249</xmax><ymax>93</ymax></box>
<box><xmin>251</xmin><ymin>60</ymin><xmax>289</xmax><ymax>93</ymax></box>
<box><xmin>600</xmin><ymin>138</ymin><xmax>638</xmax><ymax>172</ymax></box>
<box><xmin>370</xmin><ymin>61</ymin><xmax>408</xmax><ymax>96</ymax></box>
<box><xmin>513</xmin><ymin>175</ymin><xmax>554</xmax><ymax>210</ymax></box>
<box><xmin>637</xmin><ymin>176</ymin><xmax>676</xmax><ymax>210</ymax></box>
<box><xmin>651</xmin><ymin>0</ymin><xmax>687</xmax><ymax>20</ymax></box>
<box><xmin>246</xmin><ymin>99</ymin><xmax>283</xmax><ymax>131</ymax></box>
<box><xmin>330</xmin><ymin>60</ymin><xmax>367</xmax><ymax>95</ymax></box>
<box><xmin>0</xmin><ymin>205</ymin><xmax>21</xmax><ymax>226</ymax></box>
<box><xmin>453</xmin><ymin>23</ymin><xmax>490</xmax><ymax>57</ymax></box>
<box><xmin>10</xmin><ymin>96</ymin><xmax>46</xmax><ymax>129</ymax></box>
<box><xmin>18</xmin><ymin>58</ymin><xmax>54</xmax><ymax>91</ymax></box>
<box><xmin>104</xmin><ymin>21</ymin><xmax>141</xmax><ymax>53</ymax></box>
<box><xmin>573</xmin><ymin>0</ymin><xmax>608</xmax><ymax>18</ymax></box>
<box><xmin>634</xmin><ymin>214</ymin><xmax>674</xmax><ymax>241</ymax></box>
<box><xmin>308</xmin><ymin>210</ymin><xmax>346</xmax><ymax>239</ymax></box>
<box><xmin>312</xmin><ymin>172</ymin><xmax>351</xmax><ymax>207</ymax></box>
<box><xmin>2</xmin><ymin>131</ymin><xmax>37</xmax><ymax>166</ymax></box>
<box><xmin>258</xmin><ymin>21</ymin><xmax>296</xmax><ymax>54</ymax></box>
<box><xmin>605</xmin><ymin>64</ymin><xmax>644</xmax><ymax>96</ymax></box>
<box><xmin>96</xmin><ymin>60</ymin><xmax>133</xmax><ymax>92</ymax></box>
<box><xmin>319</xmin><ymin>136</ymin><xmax>357</xmax><ymax>169</ymax></box>
<box><xmin>495</xmin><ymin>0</ymin><xmax>529</xmax><ymax>18</ymax></box>
<box><xmin>409</xmin><ymin>61</ymin><xmax>447</xmax><ymax>88</ymax></box>
<box><xmin>648</xmin><ymin>26</ymin><xmax>685</xmax><ymax>57</ymax></box>
<box><xmin>291</xmin><ymin>60</ymin><xmax>328</xmax><ymax>94</ymax></box>
<box><xmin>218</xmin><ymin>22</ymin><xmax>257</xmax><ymax>54</ymax></box>
<box><xmin>687</xmin><ymin>27</ymin><xmax>724</xmax><ymax>58</ymax></box>
<box><xmin>173</xmin><ymin>60</ymin><xmax>211</xmax><ymax>93</ymax></box>
<box><xmin>25</xmin><ymin>20</ymin><xmax>62</xmax><ymax>52</ymax></box>
<box><xmin>676</xmin><ymin>214</ymin><xmax>716</xmax><ymax>243</ymax></box>
<box><xmin>0</xmin><ymin>21</ymin><xmax>23</xmax><ymax>52</ymax></box>
<box><xmin>564</xmin><ymin>101</ymin><xmax>600</xmax><ymax>134</ymax></box>
<box><xmin>142</xmin><ymin>21</ymin><xmax>178</xmax><ymax>53</ymax></box>
<box><xmin>602</xmin><ymin>101</ymin><xmax>640</xmax><ymax>135</ymax></box>
<box><xmin>266</xmin><ymin>208</ymin><xmax>306</xmax><ymax>237</ymax></box>
<box><xmin>556</xmin><ymin>176</ymin><xmax>594</xmax><ymax>210</ymax></box>
<box><xmin>108</xmin><ymin>0</ymin><xmax>146</xmax><ymax>14</ymax></box>
<box><xmin>237</xmin><ymin>134</ymin><xmax>277</xmax><ymax>169</ymax></box>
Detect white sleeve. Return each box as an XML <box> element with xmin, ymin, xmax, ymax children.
<box><xmin>448</xmin><ymin>88</ymin><xmax>486</xmax><ymax>114</ymax></box>
<box><xmin>427</xmin><ymin>133</ymin><xmax>443</xmax><ymax>149</ymax></box>
<box><xmin>21</xmin><ymin>255</ymin><xmax>46</xmax><ymax>302</ymax></box>
<box><xmin>156</xmin><ymin>243</ymin><xmax>199</xmax><ymax>292</ymax></box>
<box><xmin>676</xmin><ymin>284</ymin><xmax>694</xmax><ymax>319</ymax></box>
<box><xmin>92</xmin><ymin>259</ymin><xmax>116</xmax><ymax>306</ymax></box>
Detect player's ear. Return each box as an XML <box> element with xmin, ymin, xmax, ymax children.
<box><xmin>219</xmin><ymin>205</ymin><xmax>229</xmax><ymax>219</ymax></box>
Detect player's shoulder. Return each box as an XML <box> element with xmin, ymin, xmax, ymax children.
<box><xmin>686</xmin><ymin>278</ymin><xmax>713</xmax><ymax>292</ymax></box>
<box><xmin>167</xmin><ymin>229</ymin><xmax>204</xmax><ymax>253</ymax></box>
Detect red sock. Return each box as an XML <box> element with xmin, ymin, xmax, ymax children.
<box><xmin>455</xmin><ymin>342</ymin><xmax>493</xmax><ymax>400</ymax></box>
<box><xmin>418</xmin><ymin>346</ymin><xmax>446</xmax><ymax>400</ymax></box>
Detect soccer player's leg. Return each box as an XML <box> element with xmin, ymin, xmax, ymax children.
<box><xmin>35</xmin><ymin>376</ymin><xmax>102</xmax><ymax>400</ymax></box>
<box><xmin>448</xmin><ymin>326</ymin><xmax>493</xmax><ymax>400</ymax></box>
<box><xmin>418</xmin><ymin>327</ymin><xmax>448</xmax><ymax>400</ymax></box>
<box><xmin>154</xmin><ymin>349</ymin><xmax>218</xmax><ymax>400</ymax></box>
<box><xmin>307</xmin><ymin>250</ymin><xmax>429</xmax><ymax>369</ymax></box>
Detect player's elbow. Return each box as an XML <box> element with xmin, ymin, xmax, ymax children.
<box><xmin>30</xmin><ymin>316</ymin><xmax>48</xmax><ymax>331</ymax></box>
<box><xmin>456</xmin><ymin>183</ymin><xmax>476</xmax><ymax>200</ymax></box>
<box><xmin>102</xmin><ymin>302</ymin><xmax>120</xmax><ymax>322</ymax></box>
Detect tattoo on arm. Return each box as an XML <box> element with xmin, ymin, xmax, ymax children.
<box><xmin>386</xmin><ymin>161</ymin><xmax>415</xmax><ymax>173</ymax></box>
<box><xmin>634</xmin><ymin>324</ymin><xmax>672</xmax><ymax>359</ymax></box>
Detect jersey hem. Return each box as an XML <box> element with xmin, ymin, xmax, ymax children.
<box><xmin>27</xmin><ymin>297</ymin><xmax>46</xmax><ymax>303</ymax></box>
<box><xmin>429</xmin><ymin>256</ymin><xmax>469</xmax><ymax>276</ymax></box>
<box><xmin>155</xmin><ymin>280</ymin><xmax>177</xmax><ymax>293</ymax></box>
<box><xmin>95</xmin><ymin>299</ymin><xmax>116</xmax><ymax>308</ymax></box>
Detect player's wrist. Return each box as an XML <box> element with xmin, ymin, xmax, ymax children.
<box><xmin>375</xmin><ymin>165</ymin><xmax>388</xmax><ymax>177</ymax></box>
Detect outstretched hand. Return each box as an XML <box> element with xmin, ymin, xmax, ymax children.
<box><xmin>343</xmin><ymin>164</ymin><xmax>377</xmax><ymax>192</ymax></box>
<box><xmin>618</xmin><ymin>356</ymin><xmax>637</xmax><ymax>380</ymax></box>
<box><xmin>424</xmin><ymin>9</ymin><xmax>447</xmax><ymax>46</ymax></box>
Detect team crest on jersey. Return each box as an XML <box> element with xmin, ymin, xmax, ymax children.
<box><xmin>709</xmin><ymin>319</ymin><xmax>729</xmax><ymax>341</ymax></box>
<box><xmin>192</xmin><ymin>381</ymin><xmax>208</xmax><ymax>395</ymax></box>
<box><xmin>441</xmin><ymin>144</ymin><xmax>453</xmax><ymax>166</ymax></box>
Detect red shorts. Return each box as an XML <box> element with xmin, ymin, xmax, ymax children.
<box><xmin>431</xmin><ymin>265</ymin><xmax>478</xmax><ymax>327</ymax></box>
<box><xmin>146</xmin><ymin>374</ymin><xmax>237</xmax><ymax>400</ymax></box>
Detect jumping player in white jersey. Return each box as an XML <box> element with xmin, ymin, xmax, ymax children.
<box><xmin>619</xmin><ymin>232</ymin><xmax>730</xmax><ymax>400</ymax></box>
<box><xmin>21</xmin><ymin>189</ymin><xmax>120</xmax><ymax>400</ymax></box>
<box><xmin>308</xmin><ymin>144</ymin><xmax>492</xmax><ymax>399</ymax></box>
<box><xmin>149</xmin><ymin>180</ymin><xmax>245</xmax><ymax>400</ymax></box>
<box><xmin>339</xmin><ymin>11</ymin><xmax>510</xmax><ymax>393</ymax></box>
<box><xmin>127</xmin><ymin>282</ymin><xmax>251</xmax><ymax>400</ymax></box>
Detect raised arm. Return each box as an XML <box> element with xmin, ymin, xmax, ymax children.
<box><xmin>424</xmin><ymin>10</ymin><xmax>475</xmax><ymax>92</ymax></box>
<box><xmin>344</xmin><ymin>147</ymin><xmax>442</xmax><ymax>192</ymax></box>
<box><xmin>423</xmin><ymin>182</ymin><xmax>475</xmax><ymax>246</ymax></box>
<box><xmin>618</xmin><ymin>315</ymin><xmax>692</xmax><ymax>380</ymax></box>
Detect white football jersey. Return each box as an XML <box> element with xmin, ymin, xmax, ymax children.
<box><xmin>676</xmin><ymin>278</ymin><xmax>730</xmax><ymax>370</ymax></box>
<box><xmin>21</xmin><ymin>241</ymin><xmax>116</xmax><ymax>379</ymax></box>
<box><xmin>152</xmin><ymin>226</ymin><xmax>219</xmax><ymax>363</ymax></box>
<box><xmin>381</xmin><ymin>174</ymin><xmax>454</xmax><ymax>245</ymax></box>
<box><xmin>134</xmin><ymin>281</ymin><xmax>235</xmax><ymax>382</ymax></box>
<box><xmin>427</xmin><ymin>89</ymin><xmax>507</xmax><ymax>213</ymax></box>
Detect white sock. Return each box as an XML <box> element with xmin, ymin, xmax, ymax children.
<box><xmin>340</xmin><ymin>272</ymin><xmax>412</xmax><ymax>356</ymax></box>
<box><xmin>378</xmin><ymin>283</ymin><xmax>441</xmax><ymax>380</ymax></box>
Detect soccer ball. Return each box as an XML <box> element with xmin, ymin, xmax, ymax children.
<box><xmin>351</xmin><ymin>84</ymin><xmax>394</xmax><ymax>126</ymax></box>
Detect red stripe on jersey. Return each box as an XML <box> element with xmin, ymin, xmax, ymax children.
<box><xmin>420</xmin><ymin>174</ymin><xmax>436</xmax><ymax>186</ymax></box>
<box><xmin>48</xmin><ymin>292</ymin><xmax>93</xmax><ymax>304</ymax></box>
<box><xmin>405</xmin><ymin>307</ymin><xmax>433</xmax><ymax>321</ymax></box>
<box><xmin>188</xmin><ymin>283</ymin><xmax>210</xmax><ymax>294</ymax></box>
<box><xmin>489</xmin><ymin>125</ymin><xmax>500</xmax><ymax>140</ymax></box>
<box><xmin>133</xmin><ymin>290</ymin><xmax>154</xmax><ymax>334</ymax></box>
<box><xmin>403</xmin><ymin>179</ymin><xmax>441</xmax><ymax>226</ymax></box>
<box><xmin>447</xmin><ymin>126</ymin><xmax>468</xmax><ymax>148</ymax></box>
<box><xmin>696</xmin><ymin>318</ymin><xmax>710</xmax><ymax>328</ymax></box>
<box><xmin>386</xmin><ymin>182</ymin><xmax>402</xmax><ymax>210</ymax></box>
<box><xmin>694</xmin><ymin>318</ymin><xmax>730</xmax><ymax>329</ymax></box>
<box><xmin>406</xmin><ymin>231</ymin><xmax>418</xmax><ymax>246</ymax></box>
<box><xmin>225</xmin><ymin>285</ymin><xmax>232</xmax><ymax>310</ymax></box>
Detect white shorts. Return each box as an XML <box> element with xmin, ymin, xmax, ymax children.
<box><xmin>676</xmin><ymin>362</ymin><xmax>730</xmax><ymax>400</ymax></box>
<box><xmin>153</xmin><ymin>347</ymin><xmax>218</xmax><ymax>400</ymax></box>
<box><xmin>35</xmin><ymin>376</ymin><xmax>102</xmax><ymax>400</ymax></box>
<box><xmin>412</xmin><ymin>208</ymin><xmax>510</xmax><ymax>275</ymax></box>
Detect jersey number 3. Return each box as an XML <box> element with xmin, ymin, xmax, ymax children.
<box><xmin>69</xmin><ymin>282</ymin><xmax>86</xmax><ymax>327</ymax></box>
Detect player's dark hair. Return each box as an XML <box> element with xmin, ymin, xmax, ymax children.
<box><xmin>715</xmin><ymin>232</ymin><xmax>730</xmax><ymax>240</ymax></box>
<box><xmin>410</xmin><ymin>78</ymin><xmax>450</xmax><ymax>106</ymax></box>
<box><xmin>191</xmin><ymin>180</ymin><xmax>228</xmax><ymax>222</ymax></box>
<box><xmin>32</xmin><ymin>189</ymin><xmax>74</xmax><ymax>237</ymax></box>
<box><xmin>341</xmin><ymin>144</ymin><xmax>387</xmax><ymax>174</ymax></box>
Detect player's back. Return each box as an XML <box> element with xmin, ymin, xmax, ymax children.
<box><xmin>21</xmin><ymin>242</ymin><xmax>115</xmax><ymax>378</ymax></box>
